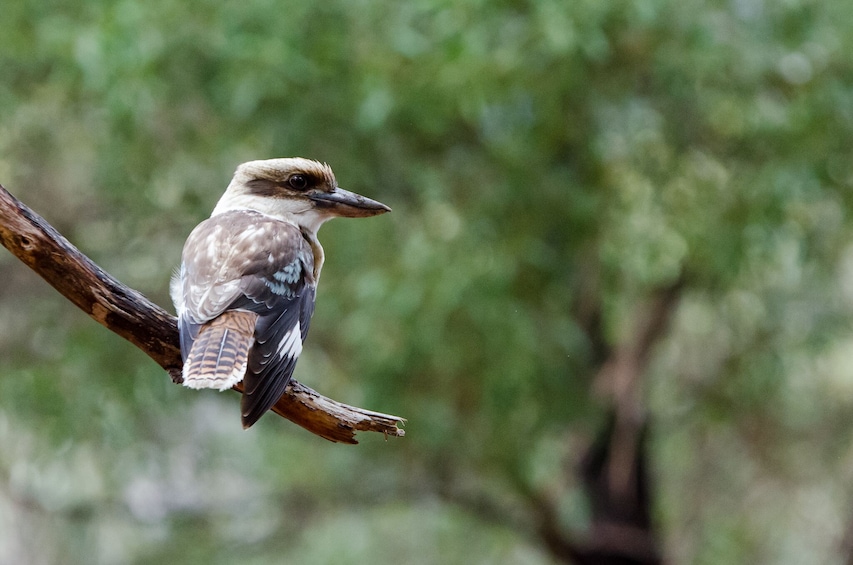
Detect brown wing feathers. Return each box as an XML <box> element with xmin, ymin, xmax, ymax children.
<box><xmin>182</xmin><ymin>311</ymin><xmax>259</xmax><ymax>391</ymax></box>
<box><xmin>175</xmin><ymin>211</ymin><xmax>317</xmax><ymax>427</ymax></box>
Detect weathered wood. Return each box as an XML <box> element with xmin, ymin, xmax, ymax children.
<box><xmin>0</xmin><ymin>184</ymin><xmax>405</xmax><ymax>444</ymax></box>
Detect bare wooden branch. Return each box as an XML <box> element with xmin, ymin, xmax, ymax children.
<box><xmin>0</xmin><ymin>184</ymin><xmax>405</xmax><ymax>444</ymax></box>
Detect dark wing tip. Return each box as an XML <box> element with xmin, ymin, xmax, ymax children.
<box><xmin>240</xmin><ymin>388</ymin><xmax>263</xmax><ymax>428</ymax></box>
<box><xmin>240</xmin><ymin>389</ymin><xmax>282</xmax><ymax>429</ymax></box>
<box><xmin>241</xmin><ymin>411</ymin><xmax>260</xmax><ymax>429</ymax></box>
<box><xmin>239</xmin><ymin>361</ymin><xmax>296</xmax><ymax>429</ymax></box>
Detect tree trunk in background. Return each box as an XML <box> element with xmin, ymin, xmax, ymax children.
<box><xmin>542</xmin><ymin>280</ymin><xmax>683</xmax><ymax>564</ymax></box>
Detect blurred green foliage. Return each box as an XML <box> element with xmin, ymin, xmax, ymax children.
<box><xmin>2</xmin><ymin>0</ymin><xmax>853</xmax><ymax>563</ymax></box>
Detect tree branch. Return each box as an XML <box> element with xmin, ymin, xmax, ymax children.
<box><xmin>0</xmin><ymin>184</ymin><xmax>405</xmax><ymax>444</ymax></box>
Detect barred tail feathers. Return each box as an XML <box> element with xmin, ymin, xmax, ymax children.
<box><xmin>183</xmin><ymin>311</ymin><xmax>258</xmax><ymax>391</ymax></box>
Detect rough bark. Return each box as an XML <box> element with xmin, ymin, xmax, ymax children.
<box><xmin>0</xmin><ymin>184</ymin><xmax>405</xmax><ymax>444</ymax></box>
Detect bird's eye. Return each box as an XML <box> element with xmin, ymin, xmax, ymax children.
<box><xmin>288</xmin><ymin>174</ymin><xmax>309</xmax><ymax>190</ymax></box>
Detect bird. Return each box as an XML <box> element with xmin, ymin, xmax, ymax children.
<box><xmin>171</xmin><ymin>157</ymin><xmax>390</xmax><ymax>428</ymax></box>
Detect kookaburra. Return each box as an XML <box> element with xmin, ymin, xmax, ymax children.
<box><xmin>171</xmin><ymin>158</ymin><xmax>390</xmax><ymax>428</ymax></box>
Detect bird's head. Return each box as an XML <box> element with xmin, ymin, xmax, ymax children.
<box><xmin>212</xmin><ymin>157</ymin><xmax>390</xmax><ymax>233</ymax></box>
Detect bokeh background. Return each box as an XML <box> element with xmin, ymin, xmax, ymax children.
<box><xmin>2</xmin><ymin>1</ymin><xmax>853</xmax><ymax>563</ymax></box>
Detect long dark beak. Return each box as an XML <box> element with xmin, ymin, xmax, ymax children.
<box><xmin>308</xmin><ymin>187</ymin><xmax>391</xmax><ymax>218</ymax></box>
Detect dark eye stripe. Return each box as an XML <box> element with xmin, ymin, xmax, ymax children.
<box><xmin>245</xmin><ymin>174</ymin><xmax>317</xmax><ymax>197</ymax></box>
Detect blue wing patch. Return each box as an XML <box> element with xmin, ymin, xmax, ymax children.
<box><xmin>263</xmin><ymin>259</ymin><xmax>302</xmax><ymax>298</ymax></box>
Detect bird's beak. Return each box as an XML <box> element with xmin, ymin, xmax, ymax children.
<box><xmin>308</xmin><ymin>187</ymin><xmax>391</xmax><ymax>218</ymax></box>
